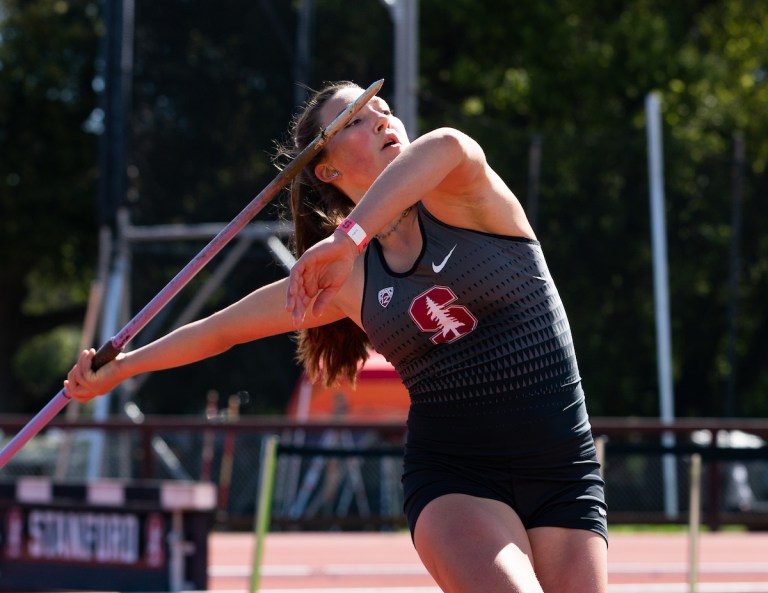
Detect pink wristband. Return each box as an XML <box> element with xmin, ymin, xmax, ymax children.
<box><xmin>337</xmin><ymin>218</ymin><xmax>369</xmax><ymax>253</ymax></box>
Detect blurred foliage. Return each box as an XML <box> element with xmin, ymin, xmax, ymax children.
<box><xmin>13</xmin><ymin>325</ymin><xmax>81</xmax><ymax>398</ymax></box>
<box><xmin>0</xmin><ymin>0</ymin><xmax>100</xmax><ymax>411</ymax></box>
<box><xmin>417</xmin><ymin>0</ymin><xmax>768</xmax><ymax>418</ymax></box>
<box><xmin>1</xmin><ymin>0</ymin><xmax>766</xmax><ymax>418</ymax></box>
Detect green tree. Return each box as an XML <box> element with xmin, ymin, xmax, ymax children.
<box><xmin>117</xmin><ymin>0</ymin><xmax>394</xmax><ymax>414</ymax></box>
<box><xmin>3</xmin><ymin>0</ymin><xmax>767</xmax><ymax>420</ymax></box>
<box><xmin>417</xmin><ymin>0</ymin><xmax>768</xmax><ymax>416</ymax></box>
<box><xmin>0</xmin><ymin>0</ymin><xmax>100</xmax><ymax>412</ymax></box>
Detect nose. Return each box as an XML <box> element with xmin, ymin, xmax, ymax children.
<box><xmin>374</xmin><ymin>110</ymin><xmax>390</xmax><ymax>132</ymax></box>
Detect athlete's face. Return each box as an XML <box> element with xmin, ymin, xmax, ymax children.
<box><xmin>315</xmin><ymin>87</ymin><xmax>410</xmax><ymax>201</ymax></box>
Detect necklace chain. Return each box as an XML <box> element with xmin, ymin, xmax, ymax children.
<box><xmin>375</xmin><ymin>206</ymin><xmax>413</xmax><ymax>241</ymax></box>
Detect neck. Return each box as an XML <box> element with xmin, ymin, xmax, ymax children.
<box><xmin>375</xmin><ymin>206</ymin><xmax>413</xmax><ymax>241</ymax></box>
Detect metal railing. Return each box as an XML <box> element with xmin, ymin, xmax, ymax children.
<box><xmin>1</xmin><ymin>415</ymin><xmax>766</xmax><ymax>531</ymax></box>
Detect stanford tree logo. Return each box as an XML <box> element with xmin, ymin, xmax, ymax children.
<box><xmin>409</xmin><ymin>286</ymin><xmax>477</xmax><ymax>344</ymax></box>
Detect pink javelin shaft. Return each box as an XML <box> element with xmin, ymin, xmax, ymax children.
<box><xmin>0</xmin><ymin>80</ymin><xmax>384</xmax><ymax>470</ymax></box>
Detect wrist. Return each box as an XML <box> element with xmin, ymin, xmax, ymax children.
<box><xmin>112</xmin><ymin>351</ymin><xmax>133</xmax><ymax>382</ymax></box>
<box><xmin>336</xmin><ymin>218</ymin><xmax>369</xmax><ymax>253</ymax></box>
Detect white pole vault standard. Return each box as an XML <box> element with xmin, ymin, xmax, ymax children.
<box><xmin>645</xmin><ymin>91</ymin><xmax>679</xmax><ymax>517</ymax></box>
<box><xmin>0</xmin><ymin>79</ymin><xmax>385</xmax><ymax>470</ymax></box>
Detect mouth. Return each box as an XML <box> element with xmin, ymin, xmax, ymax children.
<box><xmin>382</xmin><ymin>134</ymin><xmax>400</xmax><ymax>149</ymax></box>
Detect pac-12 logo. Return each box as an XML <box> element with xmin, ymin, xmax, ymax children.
<box><xmin>378</xmin><ymin>287</ymin><xmax>394</xmax><ymax>308</ymax></box>
<box><xmin>409</xmin><ymin>286</ymin><xmax>477</xmax><ymax>344</ymax></box>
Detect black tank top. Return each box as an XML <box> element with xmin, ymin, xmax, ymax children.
<box><xmin>362</xmin><ymin>201</ymin><xmax>582</xmax><ymax>410</ymax></box>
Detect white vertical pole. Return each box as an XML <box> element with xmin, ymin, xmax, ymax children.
<box><xmin>382</xmin><ymin>0</ymin><xmax>419</xmax><ymax>138</ymax></box>
<box><xmin>645</xmin><ymin>92</ymin><xmax>679</xmax><ymax>517</ymax></box>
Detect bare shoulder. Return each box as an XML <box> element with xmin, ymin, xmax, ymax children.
<box><xmin>419</xmin><ymin>127</ymin><xmax>485</xmax><ymax>164</ymax></box>
<box><xmin>420</xmin><ymin>130</ymin><xmax>536</xmax><ymax>239</ymax></box>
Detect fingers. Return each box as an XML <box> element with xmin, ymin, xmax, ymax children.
<box><xmin>285</xmin><ymin>233</ymin><xmax>355</xmax><ymax>324</ymax></box>
<box><xmin>287</xmin><ymin>260</ymin><xmax>319</xmax><ymax>325</ymax></box>
<box><xmin>64</xmin><ymin>349</ymin><xmax>99</xmax><ymax>403</ymax></box>
<box><xmin>72</xmin><ymin>348</ymin><xmax>95</xmax><ymax>381</ymax></box>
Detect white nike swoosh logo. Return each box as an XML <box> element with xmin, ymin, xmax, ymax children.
<box><xmin>432</xmin><ymin>245</ymin><xmax>457</xmax><ymax>273</ymax></box>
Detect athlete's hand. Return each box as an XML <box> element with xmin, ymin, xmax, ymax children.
<box><xmin>286</xmin><ymin>230</ymin><xmax>358</xmax><ymax>324</ymax></box>
<box><xmin>64</xmin><ymin>348</ymin><xmax>125</xmax><ymax>403</ymax></box>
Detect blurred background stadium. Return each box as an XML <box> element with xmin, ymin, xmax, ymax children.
<box><xmin>1</xmin><ymin>0</ymin><xmax>767</xmax><ymax>540</ymax></box>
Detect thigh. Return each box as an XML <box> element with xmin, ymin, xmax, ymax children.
<box><xmin>528</xmin><ymin>526</ymin><xmax>608</xmax><ymax>593</ymax></box>
<box><xmin>413</xmin><ymin>493</ymin><xmax>544</xmax><ymax>593</ymax></box>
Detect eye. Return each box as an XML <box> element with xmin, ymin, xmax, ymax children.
<box><xmin>345</xmin><ymin>117</ymin><xmax>361</xmax><ymax>128</ymax></box>
<box><xmin>377</xmin><ymin>100</ymin><xmax>393</xmax><ymax>116</ymax></box>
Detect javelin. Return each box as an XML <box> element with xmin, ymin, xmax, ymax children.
<box><xmin>0</xmin><ymin>79</ymin><xmax>385</xmax><ymax>470</ymax></box>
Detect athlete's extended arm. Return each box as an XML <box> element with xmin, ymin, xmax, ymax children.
<box><xmin>65</xmin><ymin>278</ymin><xmax>345</xmax><ymax>403</ymax></box>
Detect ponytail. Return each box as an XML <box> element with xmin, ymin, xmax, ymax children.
<box><xmin>274</xmin><ymin>82</ymin><xmax>371</xmax><ymax>386</ymax></box>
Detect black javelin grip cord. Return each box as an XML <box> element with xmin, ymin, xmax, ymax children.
<box><xmin>0</xmin><ymin>79</ymin><xmax>385</xmax><ymax>469</ymax></box>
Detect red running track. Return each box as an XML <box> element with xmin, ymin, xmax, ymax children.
<box><xmin>206</xmin><ymin>531</ymin><xmax>768</xmax><ymax>592</ymax></box>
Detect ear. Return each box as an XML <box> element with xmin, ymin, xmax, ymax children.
<box><xmin>315</xmin><ymin>163</ymin><xmax>340</xmax><ymax>183</ymax></box>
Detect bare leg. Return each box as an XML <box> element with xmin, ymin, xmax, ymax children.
<box><xmin>528</xmin><ymin>526</ymin><xmax>608</xmax><ymax>593</ymax></box>
<box><xmin>413</xmin><ymin>494</ymin><xmax>544</xmax><ymax>593</ymax></box>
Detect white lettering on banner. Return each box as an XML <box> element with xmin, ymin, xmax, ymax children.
<box><xmin>27</xmin><ymin>510</ymin><xmax>139</xmax><ymax>564</ymax></box>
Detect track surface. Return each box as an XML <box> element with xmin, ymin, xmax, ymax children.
<box><xmin>205</xmin><ymin>531</ymin><xmax>768</xmax><ymax>593</ymax></box>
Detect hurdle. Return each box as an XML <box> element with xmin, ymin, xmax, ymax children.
<box><xmin>250</xmin><ymin>434</ymin><xmax>279</xmax><ymax>593</ymax></box>
<box><xmin>0</xmin><ymin>478</ymin><xmax>216</xmax><ymax>591</ymax></box>
<box><xmin>596</xmin><ymin>435</ymin><xmax>705</xmax><ymax>593</ymax></box>
<box><xmin>688</xmin><ymin>452</ymin><xmax>702</xmax><ymax>593</ymax></box>
<box><xmin>248</xmin><ymin>435</ymin><xmax>405</xmax><ymax>591</ymax></box>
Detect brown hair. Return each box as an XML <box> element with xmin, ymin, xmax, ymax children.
<box><xmin>274</xmin><ymin>81</ymin><xmax>371</xmax><ymax>386</ymax></box>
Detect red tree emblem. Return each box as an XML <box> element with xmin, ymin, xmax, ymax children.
<box><xmin>409</xmin><ymin>286</ymin><xmax>477</xmax><ymax>344</ymax></box>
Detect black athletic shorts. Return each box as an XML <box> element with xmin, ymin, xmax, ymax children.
<box><xmin>401</xmin><ymin>390</ymin><xmax>608</xmax><ymax>544</ymax></box>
